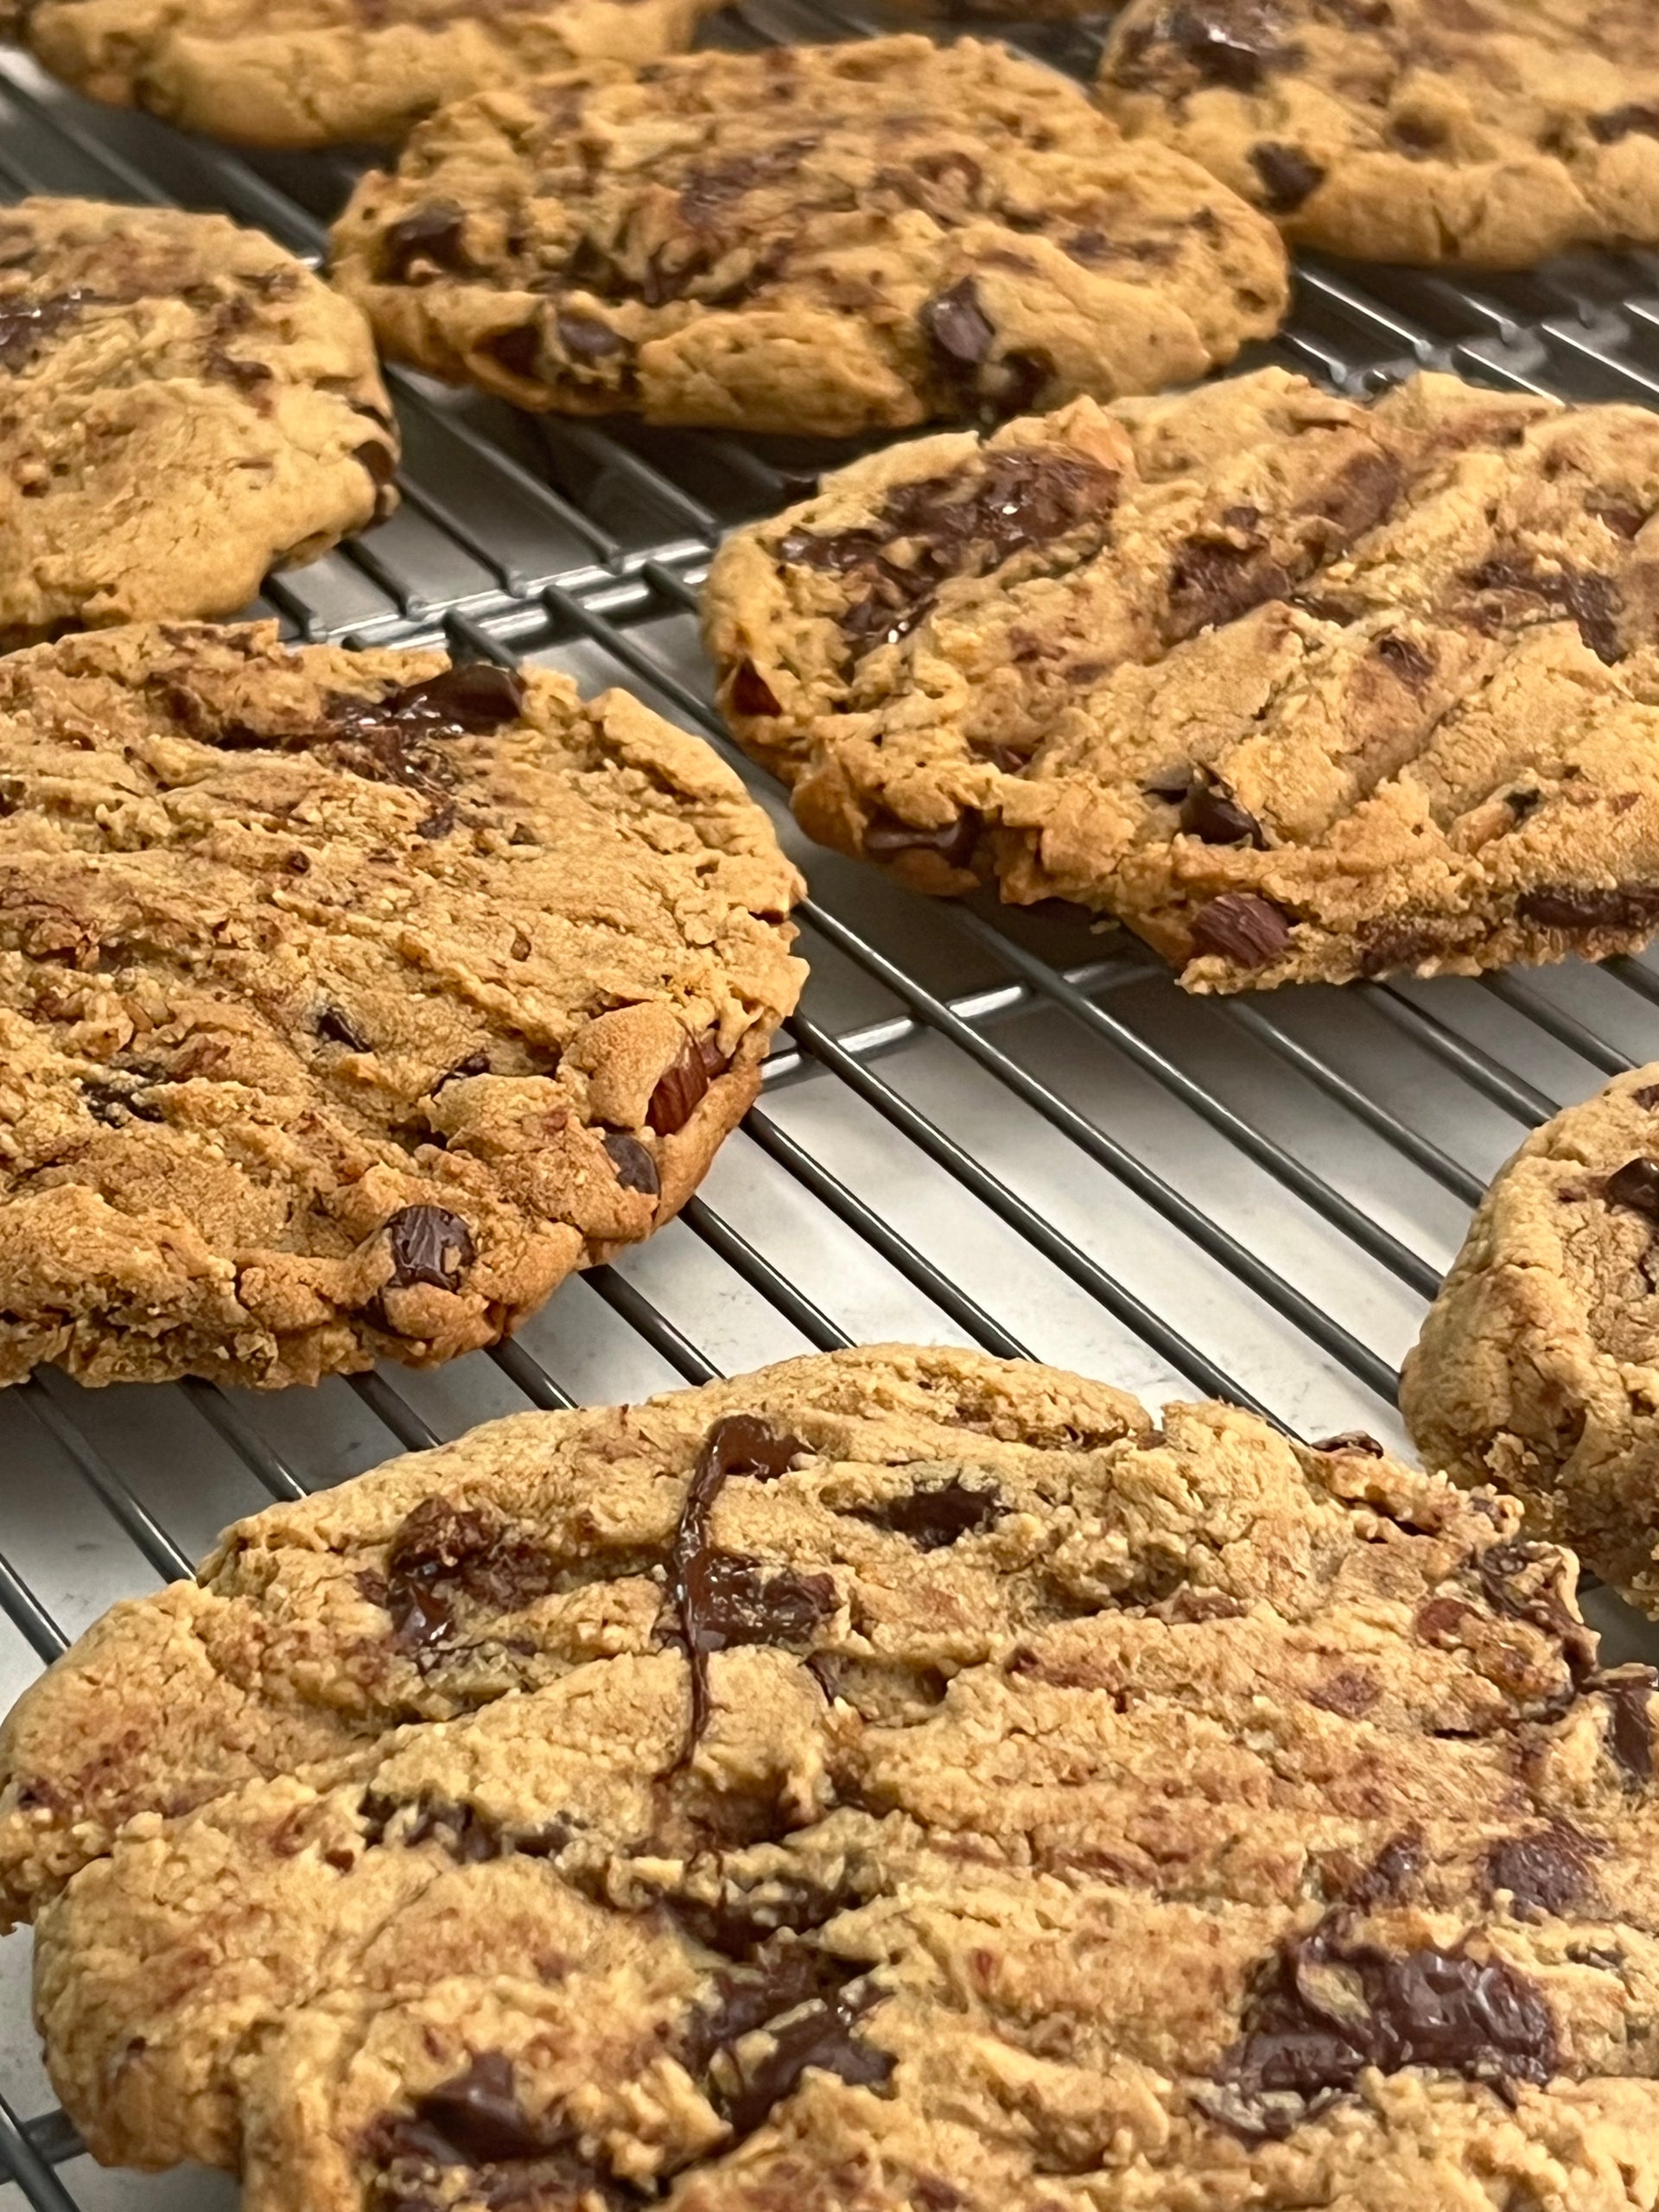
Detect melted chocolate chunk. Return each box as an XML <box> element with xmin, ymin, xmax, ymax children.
<box><xmin>432</xmin><ymin>1048</ymin><xmax>491</xmax><ymax>1093</ymax></box>
<box><xmin>672</xmin><ymin>1876</ymin><xmax>859</xmax><ymax>1961</ymax></box>
<box><xmin>556</xmin><ymin>309</ymin><xmax>632</xmax><ymax>366</ymax></box>
<box><xmin>1476</xmin><ymin>1538</ymin><xmax>1593</xmax><ymax>1676</ymax></box>
<box><xmin>317</xmin><ymin>1003</ymin><xmax>371</xmax><ymax>1052</ymax></box>
<box><xmin>1634</xmin><ymin>1083</ymin><xmax>1659</xmax><ymax>1110</ymax></box>
<box><xmin>1211</xmin><ymin>1926</ymin><xmax>1558</xmax><ymax>2138</ymax></box>
<box><xmin>385</xmin><ymin>1204</ymin><xmax>475</xmax><ymax>1294</ymax></box>
<box><xmin>1249</xmin><ymin>142</ymin><xmax>1325</xmax><ymax>212</ymax></box>
<box><xmin>360</xmin><ymin>1792</ymin><xmax>569</xmax><ymax>1866</ymax></box>
<box><xmin>721</xmin><ymin>1980</ymin><xmax>893</xmax><ymax>2135</ymax></box>
<box><xmin>410</xmin><ymin>2055</ymin><xmax>542</xmax><ymax>2163</ymax></box>
<box><xmin>1188</xmin><ymin>892</ymin><xmax>1294</xmax><ymax>968</ymax></box>
<box><xmin>1167</xmin><ymin>533</ymin><xmax>1293</xmax><ymax>639</ymax></box>
<box><xmin>851</xmin><ymin>1478</ymin><xmax>1002</xmax><ymax>1550</ymax></box>
<box><xmin>1465</xmin><ymin>557</ymin><xmax>1624</xmax><ymax>664</ymax></box>
<box><xmin>378</xmin><ymin>204</ymin><xmax>473</xmax><ymax>283</ymax></box>
<box><xmin>1485</xmin><ymin>1827</ymin><xmax>1593</xmax><ymax>1917</ymax></box>
<box><xmin>1605</xmin><ymin>1156</ymin><xmax>1659</xmax><ymax>1222</ymax></box>
<box><xmin>669</xmin><ymin>1416</ymin><xmax>810</xmax><ymax>1748</ymax></box>
<box><xmin>485</xmin><ymin>323</ymin><xmax>541</xmax><ymax>380</ymax></box>
<box><xmin>730</xmin><ymin>660</ymin><xmax>782</xmax><ymax>717</ymax></box>
<box><xmin>379</xmin><ymin>663</ymin><xmax>527</xmax><ymax>734</ymax></box>
<box><xmin>1590</xmin><ymin>105</ymin><xmax>1659</xmax><ymax>143</ymax></box>
<box><xmin>864</xmin><ymin>810</ymin><xmax>980</xmax><ymax>870</ymax></box>
<box><xmin>1115</xmin><ymin>0</ymin><xmax>1296</xmax><ymax>91</ymax></box>
<box><xmin>379</xmin><ymin>1497</ymin><xmax>561</xmax><ymax>1652</ymax></box>
<box><xmin>1374</xmin><ymin>632</ymin><xmax>1434</xmax><ymax>686</ymax></box>
<box><xmin>1179</xmin><ymin>767</ymin><xmax>1267</xmax><ymax>848</ymax></box>
<box><xmin>696</xmin><ymin>1554</ymin><xmax>837</xmax><ymax>1649</ymax></box>
<box><xmin>647</xmin><ymin>1034</ymin><xmax>726</xmax><ymax>1139</ymax></box>
<box><xmin>603</xmin><ymin>1130</ymin><xmax>661</xmax><ymax>1197</ymax></box>
<box><xmin>1312</xmin><ymin>1431</ymin><xmax>1385</xmax><ymax>1456</ymax></box>
<box><xmin>1518</xmin><ymin>883</ymin><xmax>1659</xmax><ymax>932</ymax></box>
<box><xmin>920</xmin><ymin>276</ymin><xmax>995</xmax><ymax>372</ymax></box>
<box><xmin>1598</xmin><ymin>1669</ymin><xmax>1657</xmax><ymax>1783</ymax></box>
<box><xmin>0</xmin><ymin>288</ymin><xmax>92</xmax><ymax>373</ymax></box>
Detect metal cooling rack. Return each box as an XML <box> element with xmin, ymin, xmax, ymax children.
<box><xmin>6</xmin><ymin>7</ymin><xmax>1659</xmax><ymax>2205</ymax></box>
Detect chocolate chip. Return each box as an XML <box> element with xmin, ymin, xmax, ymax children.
<box><xmin>378</xmin><ymin>203</ymin><xmax>472</xmax><ymax>283</ymax></box>
<box><xmin>1464</xmin><ymin>557</ymin><xmax>1624</xmax><ymax>664</ymax></box>
<box><xmin>1208</xmin><ymin>1927</ymin><xmax>1558</xmax><ymax>2139</ymax></box>
<box><xmin>920</xmin><ymin>276</ymin><xmax>995</xmax><ymax>372</ymax></box>
<box><xmin>721</xmin><ymin>1980</ymin><xmax>893</xmax><ymax>2135</ymax></box>
<box><xmin>1506</xmin><ymin>788</ymin><xmax>1541</xmax><ymax>823</ymax></box>
<box><xmin>1590</xmin><ymin>499</ymin><xmax>1648</xmax><ymax>539</ymax></box>
<box><xmin>695</xmin><ymin>1555</ymin><xmax>837</xmax><ymax>1649</ymax></box>
<box><xmin>0</xmin><ymin>288</ymin><xmax>92</xmax><ymax>374</ymax></box>
<box><xmin>413</xmin><ymin>2054</ymin><xmax>544</xmax><ymax>2163</ymax></box>
<box><xmin>1633</xmin><ymin>1084</ymin><xmax>1659</xmax><ymax>1109</ymax></box>
<box><xmin>1249</xmin><ymin>142</ymin><xmax>1325</xmax><ymax>211</ymax></box>
<box><xmin>384</xmin><ymin>663</ymin><xmax>526</xmax><ymax>734</ymax></box>
<box><xmin>1179</xmin><ymin>767</ymin><xmax>1268</xmax><ymax>848</ymax></box>
<box><xmin>1374</xmin><ymin>632</ymin><xmax>1434</xmax><ymax>686</ymax></box>
<box><xmin>1590</xmin><ymin>104</ymin><xmax>1659</xmax><ymax>143</ymax></box>
<box><xmin>432</xmin><ymin>1049</ymin><xmax>490</xmax><ymax>1093</ymax></box>
<box><xmin>1605</xmin><ymin>1157</ymin><xmax>1659</xmax><ymax>1222</ymax></box>
<box><xmin>1313</xmin><ymin>1431</ymin><xmax>1386</xmax><ymax>1456</ymax></box>
<box><xmin>730</xmin><ymin>660</ymin><xmax>782</xmax><ymax>717</ymax></box>
<box><xmin>648</xmin><ymin>1035</ymin><xmax>718</xmax><ymax>1138</ymax></box>
<box><xmin>864</xmin><ymin>810</ymin><xmax>980</xmax><ymax>871</ymax></box>
<box><xmin>379</xmin><ymin>1497</ymin><xmax>560</xmax><ymax>1652</ymax></box>
<box><xmin>1485</xmin><ymin>1827</ymin><xmax>1593</xmax><ymax>1917</ymax></box>
<box><xmin>851</xmin><ymin>1478</ymin><xmax>1002</xmax><ymax>1550</ymax></box>
<box><xmin>1598</xmin><ymin>1669</ymin><xmax>1657</xmax><ymax>1783</ymax></box>
<box><xmin>317</xmin><ymin>1003</ymin><xmax>371</xmax><ymax>1052</ymax></box>
<box><xmin>1519</xmin><ymin>883</ymin><xmax>1659</xmax><ymax>931</ymax></box>
<box><xmin>668</xmin><ymin>1416</ymin><xmax>810</xmax><ymax>1749</ymax></box>
<box><xmin>385</xmin><ymin>1204</ymin><xmax>476</xmax><ymax>1294</ymax></box>
<box><xmin>603</xmin><ymin>1131</ymin><xmax>661</xmax><ymax>1197</ymax></box>
<box><xmin>484</xmin><ymin>324</ymin><xmax>542</xmax><ymax>380</ymax></box>
<box><xmin>556</xmin><ymin>309</ymin><xmax>631</xmax><ymax>365</ymax></box>
<box><xmin>1476</xmin><ymin>1538</ymin><xmax>1591</xmax><ymax>1668</ymax></box>
<box><xmin>1188</xmin><ymin>892</ymin><xmax>1294</xmax><ymax>968</ymax></box>
<box><xmin>353</xmin><ymin>437</ymin><xmax>397</xmax><ymax>486</ymax></box>
<box><xmin>1167</xmin><ymin>533</ymin><xmax>1294</xmax><ymax>639</ymax></box>
<box><xmin>1115</xmin><ymin>0</ymin><xmax>1295</xmax><ymax>91</ymax></box>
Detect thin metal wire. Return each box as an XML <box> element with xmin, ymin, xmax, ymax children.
<box><xmin>346</xmin><ymin>1373</ymin><xmax>443</xmax><ymax>1454</ymax></box>
<box><xmin>20</xmin><ymin>1378</ymin><xmax>194</xmax><ymax>1585</ymax></box>
<box><xmin>179</xmin><ymin>1380</ymin><xmax>309</xmax><ymax>1503</ymax></box>
<box><xmin>0</xmin><ymin>1550</ymin><xmax>67</xmax><ymax>1662</ymax></box>
<box><xmin>0</xmin><ymin>2094</ymin><xmax>80</xmax><ymax>2212</ymax></box>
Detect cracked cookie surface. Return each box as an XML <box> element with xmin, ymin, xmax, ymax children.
<box><xmin>706</xmin><ymin>365</ymin><xmax>1659</xmax><ymax>991</ymax></box>
<box><xmin>0</xmin><ymin>620</ymin><xmax>803</xmax><ymax>1389</ymax></box>
<box><xmin>1404</xmin><ymin>1063</ymin><xmax>1659</xmax><ymax>1618</ymax></box>
<box><xmin>327</xmin><ymin>35</ymin><xmax>1288</xmax><ymax>438</ymax></box>
<box><xmin>0</xmin><ymin>197</ymin><xmax>397</xmax><ymax>647</ymax></box>
<box><xmin>4</xmin><ymin>1343</ymin><xmax>1659</xmax><ymax>2209</ymax></box>
<box><xmin>1096</xmin><ymin>0</ymin><xmax>1659</xmax><ymax>269</ymax></box>
<box><xmin>11</xmin><ymin>0</ymin><xmax>721</xmax><ymax>149</ymax></box>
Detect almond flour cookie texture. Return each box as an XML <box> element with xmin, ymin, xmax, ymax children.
<box><xmin>0</xmin><ymin>622</ymin><xmax>804</xmax><ymax>1389</ymax></box>
<box><xmin>1402</xmin><ymin>1063</ymin><xmax>1659</xmax><ymax>1618</ymax></box>
<box><xmin>707</xmin><ymin>364</ymin><xmax>1659</xmax><ymax>992</ymax></box>
<box><xmin>1096</xmin><ymin>0</ymin><xmax>1659</xmax><ymax>270</ymax></box>
<box><xmin>3</xmin><ymin>1344</ymin><xmax>1659</xmax><ymax>2209</ymax></box>
<box><xmin>327</xmin><ymin>35</ymin><xmax>1289</xmax><ymax>438</ymax></box>
<box><xmin>7</xmin><ymin>0</ymin><xmax>722</xmax><ymax>149</ymax></box>
<box><xmin>0</xmin><ymin>197</ymin><xmax>398</xmax><ymax>648</ymax></box>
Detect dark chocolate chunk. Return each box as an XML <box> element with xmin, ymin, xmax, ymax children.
<box><xmin>1590</xmin><ymin>105</ymin><xmax>1659</xmax><ymax>143</ymax></box>
<box><xmin>379</xmin><ymin>1497</ymin><xmax>560</xmax><ymax>1652</ymax></box>
<box><xmin>1518</xmin><ymin>883</ymin><xmax>1659</xmax><ymax>932</ymax></box>
<box><xmin>1188</xmin><ymin>892</ymin><xmax>1294</xmax><ymax>968</ymax></box>
<box><xmin>1312</xmin><ymin>1431</ymin><xmax>1386</xmax><ymax>1457</ymax></box>
<box><xmin>694</xmin><ymin>1554</ymin><xmax>837</xmax><ymax>1649</ymax></box>
<box><xmin>1476</xmin><ymin>1538</ymin><xmax>1594</xmax><ymax>1675</ymax></box>
<box><xmin>647</xmin><ymin>1035</ymin><xmax>715</xmax><ymax>1138</ymax></box>
<box><xmin>720</xmin><ymin>1978</ymin><xmax>893</xmax><ymax>2136</ymax></box>
<box><xmin>0</xmin><ymin>287</ymin><xmax>92</xmax><ymax>374</ymax></box>
<box><xmin>1605</xmin><ymin>1156</ymin><xmax>1659</xmax><ymax>1223</ymax></box>
<box><xmin>668</xmin><ymin>1416</ymin><xmax>810</xmax><ymax>1748</ymax></box>
<box><xmin>1597</xmin><ymin>1669</ymin><xmax>1657</xmax><ymax>1783</ymax></box>
<box><xmin>1485</xmin><ymin>1827</ymin><xmax>1593</xmax><ymax>1917</ymax></box>
<box><xmin>1633</xmin><ymin>1083</ymin><xmax>1659</xmax><ymax>1109</ymax></box>
<box><xmin>353</xmin><ymin>437</ymin><xmax>397</xmax><ymax>486</ymax></box>
<box><xmin>1506</xmin><ymin>787</ymin><xmax>1541</xmax><ymax>823</ymax></box>
<box><xmin>382</xmin><ymin>663</ymin><xmax>526</xmax><ymax>734</ymax></box>
<box><xmin>318</xmin><ymin>1003</ymin><xmax>371</xmax><ymax>1052</ymax></box>
<box><xmin>432</xmin><ymin>1048</ymin><xmax>491</xmax><ymax>1093</ymax></box>
<box><xmin>731</xmin><ymin>661</ymin><xmax>782</xmax><ymax>717</ymax></box>
<box><xmin>1590</xmin><ymin>499</ymin><xmax>1648</xmax><ymax>539</ymax></box>
<box><xmin>920</xmin><ymin>276</ymin><xmax>995</xmax><ymax>372</ymax></box>
<box><xmin>1374</xmin><ymin>632</ymin><xmax>1434</xmax><ymax>686</ymax></box>
<box><xmin>1166</xmin><ymin>532</ymin><xmax>1294</xmax><ymax>639</ymax></box>
<box><xmin>378</xmin><ymin>203</ymin><xmax>472</xmax><ymax>284</ymax></box>
<box><xmin>79</xmin><ymin>1073</ymin><xmax>164</xmax><ymax>1127</ymax></box>
<box><xmin>863</xmin><ymin>810</ymin><xmax>980</xmax><ymax>871</ymax></box>
<box><xmin>1114</xmin><ymin>0</ymin><xmax>1296</xmax><ymax>92</ymax></box>
<box><xmin>484</xmin><ymin>323</ymin><xmax>542</xmax><ymax>380</ymax></box>
<box><xmin>671</xmin><ymin>1875</ymin><xmax>859</xmax><ymax>1961</ymax></box>
<box><xmin>407</xmin><ymin>2053</ymin><xmax>544</xmax><ymax>2162</ymax></box>
<box><xmin>603</xmin><ymin>1130</ymin><xmax>661</xmax><ymax>1197</ymax></box>
<box><xmin>1464</xmin><ymin>557</ymin><xmax>1624</xmax><ymax>664</ymax></box>
<box><xmin>1249</xmin><ymin>142</ymin><xmax>1325</xmax><ymax>212</ymax></box>
<box><xmin>207</xmin><ymin>350</ymin><xmax>274</xmax><ymax>397</ymax></box>
<box><xmin>851</xmin><ymin>1478</ymin><xmax>1002</xmax><ymax>1550</ymax></box>
<box><xmin>556</xmin><ymin>309</ymin><xmax>632</xmax><ymax>365</ymax></box>
<box><xmin>385</xmin><ymin>1204</ymin><xmax>476</xmax><ymax>1294</ymax></box>
<box><xmin>1179</xmin><ymin>767</ymin><xmax>1268</xmax><ymax>848</ymax></box>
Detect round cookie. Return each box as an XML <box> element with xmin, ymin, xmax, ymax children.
<box><xmin>13</xmin><ymin>0</ymin><xmax>721</xmax><ymax>149</ymax></box>
<box><xmin>1403</xmin><ymin>1062</ymin><xmax>1659</xmax><ymax>1616</ymax></box>
<box><xmin>0</xmin><ymin>197</ymin><xmax>398</xmax><ymax>647</ymax></box>
<box><xmin>1096</xmin><ymin>0</ymin><xmax>1659</xmax><ymax>270</ymax></box>
<box><xmin>327</xmin><ymin>35</ymin><xmax>1289</xmax><ymax>439</ymax></box>
<box><xmin>706</xmin><ymin>363</ymin><xmax>1659</xmax><ymax>992</ymax></box>
<box><xmin>4</xmin><ymin>1343</ymin><xmax>1659</xmax><ymax>2209</ymax></box>
<box><xmin>0</xmin><ymin>620</ymin><xmax>804</xmax><ymax>1390</ymax></box>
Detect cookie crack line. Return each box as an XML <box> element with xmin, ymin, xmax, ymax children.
<box><xmin>706</xmin><ymin>363</ymin><xmax>1659</xmax><ymax>992</ymax></box>
<box><xmin>0</xmin><ymin>620</ymin><xmax>804</xmax><ymax>1390</ymax></box>
<box><xmin>5</xmin><ymin>1346</ymin><xmax>1659</xmax><ymax>2208</ymax></box>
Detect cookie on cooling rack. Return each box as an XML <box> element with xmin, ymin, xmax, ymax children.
<box><xmin>327</xmin><ymin>35</ymin><xmax>1288</xmax><ymax>439</ymax></box>
<box><xmin>0</xmin><ymin>198</ymin><xmax>397</xmax><ymax>647</ymax></box>
<box><xmin>12</xmin><ymin>0</ymin><xmax>721</xmax><ymax>149</ymax></box>
<box><xmin>4</xmin><ymin>1343</ymin><xmax>1657</xmax><ymax>2209</ymax></box>
<box><xmin>706</xmin><ymin>363</ymin><xmax>1659</xmax><ymax>992</ymax></box>
<box><xmin>1403</xmin><ymin>1061</ymin><xmax>1659</xmax><ymax>1616</ymax></box>
<box><xmin>0</xmin><ymin>621</ymin><xmax>803</xmax><ymax>1390</ymax></box>
<box><xmin>1096</xmin><ymin>0</ymin><xmax>1659</xmax><ymax>269</ymax></box>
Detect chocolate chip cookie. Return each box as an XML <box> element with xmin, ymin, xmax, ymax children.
<box><xmin>1096</xmin><ymin>0</ymin><xmax>1659</xmax><ymax>269</ymax></box>
<box><xmin>708</xmin><ymin>364</ymin><xmax>1659</xmax><ymax>992</ymax></box>
<box><xmin>327</xmin><ymin>35</ymin><xmax>1289</xmax><ymax>439</ymax></box>
<box><xmin>0</xmin><ymin>197</ymin><xmax>397</xmax><ymax>647</ymax></box>
<box><xmin>6</xmin><ymin>1343</ymin><xmax>1659</xmax><ymax>2209</ymax></box>
<box><xmin>1402</xmin><ymin>1062</ymin><xmax>1659</xmax><ymax>1618</ymax></box>
<box><xmin>0</xmin><ymin>621</ymin><xmax>803</xmax><ymax>1390</ymax></box>
<box><xmin>15</xmin><ymin>0</ymin><xmax>721</xmax><ymax>149</ymax></box>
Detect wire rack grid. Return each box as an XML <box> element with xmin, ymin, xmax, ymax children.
<box><xmin>6</xmin><ymin>7</ymin><xmax>1659</xmax><ymax>2206</ymax></box>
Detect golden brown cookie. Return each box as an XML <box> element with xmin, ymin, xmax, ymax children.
<box><xmin>4</xmin><ymin>1344</ymin><xmax>1658</xmax><ymax>2209</ymax></box>
<box><xmin>1096</xmin><ymin>0</ymin><xmax>1659</xmax><ymax>269</ymax></box>
<box><xmin>707</xmin><ymin>365</ymin><xmax>1659</xmax><ymax>991</ymax></box>
<box><xmin>328</xmin><ymin>35</ymin><xmax>1288</xmax><ymax>438</ymax></box>
<box><xmin>0</xmin><ymin>197</ymin><xmax>397</xmax><ymax>647</ymax></box>
<box><xmin>0</xmin><ymin>621</ymin><xmax>804</xmax><ymax>1389</ymax></box>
